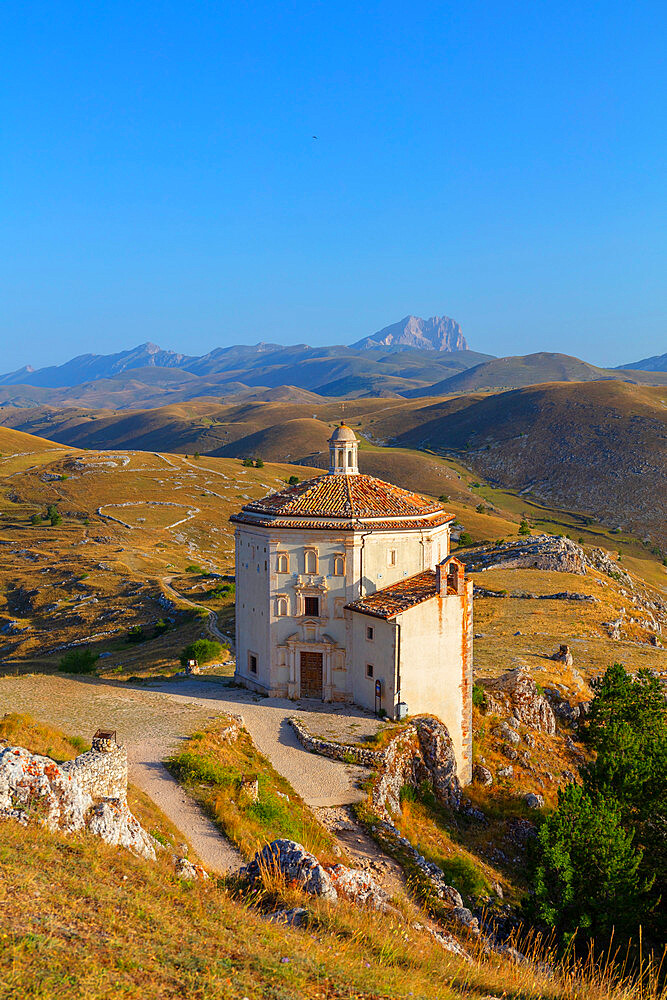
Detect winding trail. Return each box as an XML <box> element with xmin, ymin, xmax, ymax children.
<box><xmin>0</xmin><ymin>673</ymin><xmax>375</xmax><ymax>872</ymax></box>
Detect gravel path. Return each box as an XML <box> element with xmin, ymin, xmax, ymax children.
<box><xmin>0</xmin><ymin>673</ymin><xmax>377</xmax><ymax>869</ymax></box>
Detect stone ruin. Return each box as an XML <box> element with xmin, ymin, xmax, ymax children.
<box><xmin>0</xmin><ymin>730</ymin><xmax>155</xmax><ymax>860</ymax></box>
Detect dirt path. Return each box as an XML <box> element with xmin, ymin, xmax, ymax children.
<box><xmin>0</xmin><ymin>673</ymin><xmax>376</xmax><ymax>867</ymax></box>
<box><xmin>160</xmin><ymin>577</ymin><xmax>233</xmax><ymax>648</ymax></box>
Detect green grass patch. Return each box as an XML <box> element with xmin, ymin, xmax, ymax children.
<box><xmin>167</xmin><ymin>719</ymin><xmax>340</xmax><ymax>863</ymax></box>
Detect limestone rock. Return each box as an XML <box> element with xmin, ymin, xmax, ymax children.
<box><xmin>371</xmin><ymin>716</ymin><xmax>461</xmax><ymax>821</ymax></box>
<box><xmin>552</xmin><ymin>644</ymin><xmax>574</xmax><ymax>666</ymax></box>
<box><xmin>473</xmin><ymin>763</ymin><xmax>493</xmax><ymax>786</ymax></box>
<box><xmin>175</xmin><ymin>857</ymin><xmax>210</xmax><ymax>881</ymax></box>
<box><xmin>493</xmin><ymin>723</ymin><xmax>520</xmax><ymax>745</ymax></box>
<box><xmin>524</xmin><ymin>793</ymin><xmax>544</xmax><ymax>809</ymax></box>
<box><xmin>483</xmin><ymin>668</ymin><xmax>556</xmax><ymax>734</ymax></box>
<box><xmin>459</xmin><ymin>535</ymin><xmax>587</xmax><ymax>575</ymax></box>
<box><xmin>0</xmin><ymin>744</ymin><xmax>154</xmax><ymax>861</ymax></box>
<box><xmin>497</xmin><ymin>765</ymin><xmax>514</xmax><ymax>779</ymax></box>
<box><xmin>0</xmin><ymin>745</ymin><xmax>92</xmax><ymax>832</ymax></box>
<box><xmin>241</xmin><ymin>839</ymin><xmax>390</xmax><ymax>912</ymax></box>
<box><xmin>88</xmin><ymin>798</ymin><xmax>156</xmax><ymax>860</ymax></box>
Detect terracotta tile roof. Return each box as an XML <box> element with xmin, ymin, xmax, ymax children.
<box><xmin>236</xmin><ymin>473</ymin><xmax>445</xmax><ymax>521</ymax></box>
<box><xmin>229</xmin><ymin>511</ymin><xmax>453</xmax><ymax>532</ymax></box>
<box><xmin>345</xmin><ymin>570</ymin><xmax>439</xmax><ymax>619</ymax></box>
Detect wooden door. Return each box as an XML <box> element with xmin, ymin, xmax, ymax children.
<box><xmin>300</xmin><ymin>651</ymin><xmax>323</xmax><ymax>699</ymax></box>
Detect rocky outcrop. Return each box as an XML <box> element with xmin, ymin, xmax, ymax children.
<box><xmin>551</xmin><ymin>644</ymin><xmax>574</xmax><ymax>667</ymax></box>
<box><xmin>0</xmin><ymin>744</ymin><xmax>155</xmax><ymax>860</ymax></box>
<box><xmin>371</xmin><ymin>716</ymin><xmax>461</xmax><ymax>820</ymax></box>
<box><xmin>587</xmin><ymin>547</ymin><xmax>631</xmax><ymax>584</ymax></box>
<box><xmin>175</xmin><ymin>857</ymin><xmax>210</xmax><ymax>881</ymax></box>
<box><xmin>241</xmin><ymin>839</ymin><xmax>390</xmax><ymax>912</ymax></box>
<box><xmin>460</xmin><ymin>535</ymin><xmax>587</xmax><ymax>575</ymax></box>
<box><xmin>483</xmin><ymin>668</ymin><xmax>556</xmax><ymax>734</ymax></box>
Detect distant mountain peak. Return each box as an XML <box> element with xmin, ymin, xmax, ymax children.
<box><xmin>351</xmin><ymin>314</ymin><xmax>468</xmax><ymax>352</ymax></box>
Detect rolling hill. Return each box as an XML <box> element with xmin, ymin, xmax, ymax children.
<box><xmin>405</xmin><ymin>352</ymin><xmax>667</xmax><ymax>395</ymax></box>
<box><xmin>2</xmin><ymin>380</ymin><xmax>665</xmax><ymax>548</ymax></box>
<box><xmin>617</xmin><ymin>352</ymin><xmax>667</xmax><ymax>373</ymax></box>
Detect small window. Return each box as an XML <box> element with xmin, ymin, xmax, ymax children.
<box><xmin>304</xmin><ymin>596</ymin><xmax>320</xmax><ymax>617</ymax></box>
<box><xmin>366</xmin><ymin>625</ymin><xmax>374</xmax><ymax>641</ymax></box>
<box><xmin>366</xmin><ymin>663</ymin><xmax>374</xmax><ymax>678</ymax></box>
<box><xmin>304</xmin><ymin>548</ymin><xmax>318</xmax><ymax>574</ymax></box>
<box><xmin>347</xmin><ymin>450</ymin><xmax>353</xmax><ymax>467</ymax></box>
<box><xmin>333</xmin><ymin>555</ymin><xmax>345</xmax><ymax>576</ymax></box>
<box><xmin>276</xmin><ymin>597</ymin><xmax>288</xmax><ymax>617</ymax></box>
<box><xmin>277</xmin><ymin>553</ymin><xmax>289</xmax><ymax>574</ymax></box>
<box><xmin>249</xmin><ymin>653</ymin><xmax>258</xmax><ymax>674</ymax></box>
<box><xmin>388</xmin><ymin>549</ymin><xmax>397</xmax><ymax>566</ymax></box>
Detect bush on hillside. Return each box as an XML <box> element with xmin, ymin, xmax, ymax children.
<box><xmin>458</xmin><ymin>532</ymin><xmax>473</xmax><ymax>547</ymax></box>
<box><xmin>30</xmin><ymin>513</ymin><xmax>42</xmax><ymax>525</ymax></box>
<box><xmin>58</xmin><ymin>647</ymin><xmax>99</xmax><ymax>675</ymax></box>
<box><xmin>254</xmin><ymin>458</ymin><xmax>264</xmax><ymax>468</ymax></box>
<box><xmin>185</xmin><ymin>564</ymin><xmax>204</xmax><ymax>574</ymax></box>
<box><xmin>179</xmin><ymin>638</ymin><xmax>224</xmax><ymax>667</ymax></box>
<box><xmin>242</xmin><ymin>458</ymin><xmax>254</xmax><ymax>467</ymax></box>
<box><xmin>518</xmin><ymin>519</ymin><xmax>531</xmax><ymax>535</ymax></box>
<box><xmin>288</xmin><ymin>475</ymin><xmax>299</xmax><ymax>485</ymax></box>
<box><xmin>472</xmin><ymin>682</ymin><xmax>486</xmax><ymax>710</ymax></box>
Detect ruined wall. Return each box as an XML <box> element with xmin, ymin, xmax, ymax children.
<box><xmin>61</xmin><ymin>742</ymin><xmax>128</xmax><ymax>801</ymax></box>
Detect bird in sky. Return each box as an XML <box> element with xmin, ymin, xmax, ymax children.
<box><xmin>312</xmin><ymin>135</ymin><xmax>318</xmax><ymax>139</ymax></box>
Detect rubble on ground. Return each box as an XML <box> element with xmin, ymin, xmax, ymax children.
<box><xmin>483</xmin><ymin>667</ymin><xmax>556</xmax><ymax>734</ymax></box>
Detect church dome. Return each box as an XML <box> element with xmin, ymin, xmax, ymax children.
<box><xmin>230</xmin><ymin>472</ymin><xmax>452</xmax><ymax>531</ymax></box>
<box><xmin>328</xmin><ymin>421</ymin><xmax>357</xmax><ymax>443</ymax></box>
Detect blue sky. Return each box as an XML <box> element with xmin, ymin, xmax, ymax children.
<box><xmin>2</xmin><ymin>1</ymin><xmax>665</xmax><ymax>370</ymax></box>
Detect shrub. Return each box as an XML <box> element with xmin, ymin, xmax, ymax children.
<box><xmin>58</xmin><ymin>647</ymin><xmax>99</xmax><ymax>675</ymax></box>
<box><xmin>518</xmin><ymin>518</ymin><xmax>531</xmax><ymax>536</ymax></box>
<box><xmin>438</xmin><ymin>494</ymin><xmax>449</xmax><ymax>503</ymax></box>
<box><xmin>179</xmin><ymin>638</ymin><xmax>223</xmax><ymax>667</ymax></box>
<box><xmin>472</xmin><ymin>682</ymin><xmax>486</xmax><ymax>710</ymax></box>
<box><xmin>254</xmin><ymin>458</ymin><xmax>264</xmax><ymax>468</ymax></box>
<box><xmin>185</xmin><ymin>564</ymin><xmax>203</xmax><ymax>574</ymax></box>
<box><xmin>30</xmin><ymin>513</ymin><xmax>42</xmax><ymax>525</ymax></box>
<box><xmin>125</xmin><ymin>625</ymin><xmax>146</xmax><ymax>644</ymax></box>
<box><xmin>288</xmin><ymin>475</ymin><xmax>299</xmax><ymax>485</ymax></box>
<box><xmin>458</xmin><ymin>532</ymin><xmax>473</xmax><ymax>547</ymax></box>
<box><xmin>242</xmin><ymin>458</ymin><xmax>253</xmax><ymax>467</ymax></box>
<box><xmin>193</xmin><ymin>452</ymin><xmax>200</xmax><ymax>459</ymax></box>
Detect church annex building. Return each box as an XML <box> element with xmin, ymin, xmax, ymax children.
<box><xmin>230</xmin><ymin>423</ymin><xmax>473</xmax><ymax>781</ymax></box>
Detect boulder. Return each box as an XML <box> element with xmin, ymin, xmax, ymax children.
<box><xmin>88</xmin><ymin>799</ymin><xmax>156</xmax><ymax>860</ymax></box>
<box><xmin>175</xmin><ymin>857</ymin><xmax>210</xmax><ymax>881</ymax></box>
<box><xmin>241</xmin><ymin>839</ymin><xmax>390</xmax><ymax>911</ymax></box>
<box><xmin>267</xmin><ymin>907</ymin><xmax>309</xmax><ymax>927</ymax></box>
<box><xmin>524</xmin><ymin>793</ymin><xmax>544</xmax><ymax>809</ymax></box>
<box><xmin>473</xmin><ymin>763</ymin><xmax>493</xmax><ymax>786</ymax></box>
<box><xmin>483</xmin><ymin>668</ymin><xmax>556</xmax><ymax>734</ymax></box>
<box><xmin>552</xmin><ymin>644</ymin><xmax>574</xmax><ymax>667</ymax></box>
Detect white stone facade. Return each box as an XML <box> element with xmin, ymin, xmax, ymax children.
<box><xmin>231</xmin><ymin>424</ymin><xmax>473</xmax><ymax>782</ymax></box>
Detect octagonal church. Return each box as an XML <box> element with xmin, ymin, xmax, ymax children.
<box><xmin>230</xmin><ymin>422</ymin><xmax>473</xmax><ymax>781</ymax></box>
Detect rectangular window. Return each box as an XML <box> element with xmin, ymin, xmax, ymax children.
<box><xmin>366</xmin><ymin>663</ymin><xmax>374</xmax><ymax>678</ymax></box>
<box><xmin>366</xmin><ymin>625</ymin><xmax>374</xmax><ymax>641</ymax></box>
<box><xmin>248</xmin><ymin>653</ymin><xmax>258</xmax><ymax>674</ymax></box>
<box><xmin>388</xmin><ymin>549</ymin><xmax>397</xmax><ymax>566</ymax></box>
<box><xmin>304</xmin><ymin>596</ymin><xmax>320</xmax><ymax>617</ymax></box>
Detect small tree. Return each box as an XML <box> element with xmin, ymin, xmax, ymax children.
<box><xmin>30</xmin><ymin>513</ymin><xmax>42</xmax><ymax>525</ymax></box>
<box><xmin>179</xmin><ymin>639</ymin><xmax>223</xmax><ymax>667</ymax></box>
<box><xmin>438</xmin><ymin>494</ymin><xmax>449</xmax><ymax>503</ymax></box>
<box><xmin>194</xmin><ymin>451</ymin><xmax>200</xmax><ymax>460</ymax></box>
<box><xmin>242</xmin><ymin>458</ymin><xmax>254</xmax><ymax>467</ymax></box>
<box><xmin>288</xmin><ymin>475</ymin><xmax>299</xmax><ymax>485</ymax></box>
<box><xmin>59</xmin><ymin>647</ymin><xmax>99</xmax><ymax>675</ymax></box>
<box><xmin>50</xmin><ymin>512</ymin><xmax>62</xmax><ymax>526</ymax></box>
<box><xmin>458</xmin><ymin>531</ymin><xmax>473</xmax><ymax>546</ymax></box>
<box><xmin>254</xmin><ymin>458</ymin><xmax>264</xmax><ymax>468</ymax></box>
<box><xmin>528</xmin><ymin>783</ymin><xmax>650</xmax><ymax>941</ymax></box>
<box><xmin>518</xmin><ymin>518</ymin><xmax>531</xmax><ymax>536</ymax></box>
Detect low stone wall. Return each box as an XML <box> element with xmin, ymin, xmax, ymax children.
<box><xmin>289</xmin><ymin>718</ymin><xmax>385</xmax><ymax>768</ymax></box>
<box><xmin>61</xmin><ymin>744</ymin><xmax>128</xmax><ymax>801</ymax></box>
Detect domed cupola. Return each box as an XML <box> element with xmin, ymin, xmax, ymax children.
<box><xmin>328</xmin><ymin>421</ymin><xmax>358</xmax><ymax>475</ymax></box>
